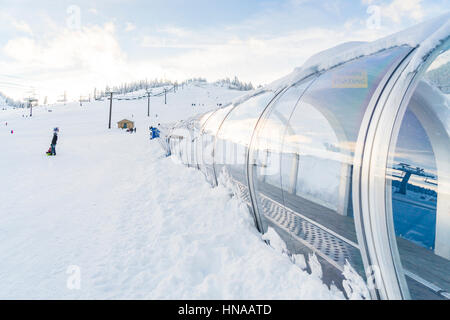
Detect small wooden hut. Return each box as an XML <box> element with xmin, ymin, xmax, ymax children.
<box><xmin>117</xmin><ymin>119</ymin><xmax>134</xmax><ymax>129</ymax></box>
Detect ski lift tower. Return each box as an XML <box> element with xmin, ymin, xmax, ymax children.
<box><xmin>105</xmin><ymin>91</ymin><xmax>119</xmax><ymax>129</ymax></box>
<box><xmin>24</xmin><ymin>97</ymin><xmax>38</xmax><ymax>117</ymax></box>
<box><xmin>146</xmin><ymin>89</ymin><xmax>152</xmax><ymax>117</ymax></box>
<box><xmin>393</xmin><ymin>163</ymin><xmax>436</xmax><ymax>195</ymax></box>
<box><xmin>57</xmin><ymin>92</ymin><xmax>67</xmax><ymax>105</ymax></box>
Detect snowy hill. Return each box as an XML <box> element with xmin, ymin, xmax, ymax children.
<box><xmin>0</xmin><ymin>82</ymin><xmax>343</xmax><ymax>299</ymax></box>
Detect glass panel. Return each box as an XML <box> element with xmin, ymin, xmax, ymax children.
<box><xmin>180</xmin><ymin>118</ymin><xmax>197</xmax><ymax>168</ymax></box>
<box><xmin>186</xmin><ymin>119</ymin><xmax>198</xmax><ymax>168</ymax></box>
<box><xmin>201</xmin><ymin>105</ymin><xmax>235</xmax><ymax>183</ymax></box>
<box><xmin>214</xmin><ymin>91</ymin><xmax>276</xmax><ymax>185</ymax></box>
<box><xmin>250</xmin><ymin>80</ymin><xmax>313</xmax><ymax>234</ymax></box>
<box><xmin>199</xmin><ymin>111</ymin><xmax>215</xmax><ymax>128</ymax></box>
<box><xmin>281</xmin><ymin>46</ymin><xmax>411</xmax><ymax>278</ymax></box>
<box><xmin>386</xmin><ymin>45</ymin><xmax>450</xmax><ymax>299</ymax></box>
<box><xmin>171</xmin><ymin>127</ymin><xmax>190</xmax><ymax>166</ymax></box>
<box><xmin>249</xmin><ymin>80</ymin><xmax>342</xmax><ymax>277</ymax></box>
<box><xmin>195</xmin><ymin>110</ymin><xmax>215</xmax><ymax>170</ymax></box>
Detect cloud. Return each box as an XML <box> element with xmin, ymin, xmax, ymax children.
<box><xmin>140</xmin><ymin>26</ymin><xmax>200</xmax><ymax>48</ymax></box>
<box><xmin>138</xmin><ymin>20</ymin><xmax>391</xmax><ymax>86</ymax></box>
<box><xmin>362</xmin><ymin>0</ymin><xmax>425</xmax><ymax>23</ymax></box>
<box><xmin>3</xmin><ymin>22</ymin><xmax>123</xmax><ymax>69</ymax></box>
<box><xmin>125</xmin><ymin>22</ymin><xmax>136</xmax><ymax>32</ymax></box>
<box><xmin>158</xmin><ymin>26</ymin><xmax>193</xmax><ymax>38</ymax></box>
<box><xmin>382</xmin><ymin>0</ymin><xmax>424</xmax><ymax>23</ymax></box>
<box><xmin>0</xmin><ymin>0</ymin><xmax>443</xmax><ymax>102</ymax></box>
<box><xmin>0</xmin><ymin>12</ymin><xmax>34</xmax><ymax>35</ymax></box>
<box><xmin>0</xmin><ymin>11</ymin><xmax>398</xmax><ymax>102</ymax></box>
<box><xmin>0</xmin><ymin>22</ymin><xmax>164</xmax><ymax>101</ymax></box>
<box><xmin>11</xmin><ymin>19</ymin><xmax>33</xmax><ymax>35</ymax></box>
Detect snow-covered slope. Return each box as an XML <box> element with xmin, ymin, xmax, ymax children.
<box><xmin>0</xmin><ymin>82</ymin><xmax>344</xmax><ymax>299</ymax></box>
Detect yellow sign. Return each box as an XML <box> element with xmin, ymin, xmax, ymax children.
<box><xmin>332</xmin><ymin>70</ymin><xmax>368</xmax><ymax>88</ymax></box>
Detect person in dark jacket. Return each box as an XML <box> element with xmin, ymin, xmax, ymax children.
<box><xmin>51</xmin><ymin>127</ymin><xmax>59</xmax><ymax>155</ymax></box>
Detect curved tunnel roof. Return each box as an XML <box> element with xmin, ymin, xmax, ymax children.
<box><xmin>232</xmin><ymin>12</ymin><xmax>450</xmax><ymax>107</ymax></box>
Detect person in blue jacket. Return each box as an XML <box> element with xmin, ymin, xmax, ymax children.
<box><xmin>149</xmin><ymin>126</ymin><xmax>160</xmax><ymax>140</ymax></box>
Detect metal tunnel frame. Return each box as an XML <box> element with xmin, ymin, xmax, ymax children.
<box><xmin>357</xmin><ymin>37</ymin><xmax>450</xmax><ymax>300</ymax></box>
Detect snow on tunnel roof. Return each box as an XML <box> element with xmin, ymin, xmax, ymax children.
<box><xmin>232</xmin><ymin>12</ymin><xmax>450</xmax><ymax>106</ymax></box>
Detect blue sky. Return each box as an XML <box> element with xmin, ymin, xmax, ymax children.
<box><xmin>0</xmin><ymin>0</ymin><xmax>448</xmax><ymax>101</ymax></box>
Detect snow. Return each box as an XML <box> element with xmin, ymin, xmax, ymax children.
<box><xmin>0</xmin><ymin>82</ymin><xmax>344</xmax><ymax>299</ymax></box>
<box><xmin>406</xmin><ymin>15</ymin><xmax>450</xmax><ymax>75</ymax></box>
<box><xmin>342</xmin><ymin>262</ymin><xmax>370</xmax><ymax>300</ymax></box>
<box><xmin>261</xmin><ymin>227</ymin><xmax>288</xmax><ymax>255</ymax></box>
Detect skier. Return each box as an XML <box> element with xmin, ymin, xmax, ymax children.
<box><xmin>149</xmin><ymin>125</ymin><xmax>160</xmax><ymax>140</ymax></box>
<box><xmin>50</xmin><ymin>127</ymin><xmax>59</xmax><ymax>156</ymax></box>
<box><xmin>149</xmin><ymin>126</ymin><xmax>154</xmax><ymax>140</ymax></box>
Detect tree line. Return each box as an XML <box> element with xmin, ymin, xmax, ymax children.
<box><xmin>95</xmin><ymin>76</ymin><xmax>254</xmax><ymax>99</ymax></box>
<box><xmin>0</xmin><ymin>91</ymin><xmax>25</xmax><ymax>108</ymax></box>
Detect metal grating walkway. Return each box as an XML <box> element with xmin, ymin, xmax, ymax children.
<box><xmin>232</xmin><ymin>178</ymin><xmax>359</xmax><ymax>271</ymax></box>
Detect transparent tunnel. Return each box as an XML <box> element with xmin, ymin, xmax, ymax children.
<box><xmin>164</xmin><ymin>16</ymin><xmax>450</xmax><ymax>300</ymax></box>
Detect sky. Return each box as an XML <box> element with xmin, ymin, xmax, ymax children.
<box><xmin>0</xmin><ymin>0</ymin><xmax>448</xmax><ymax>102</ymax></box>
